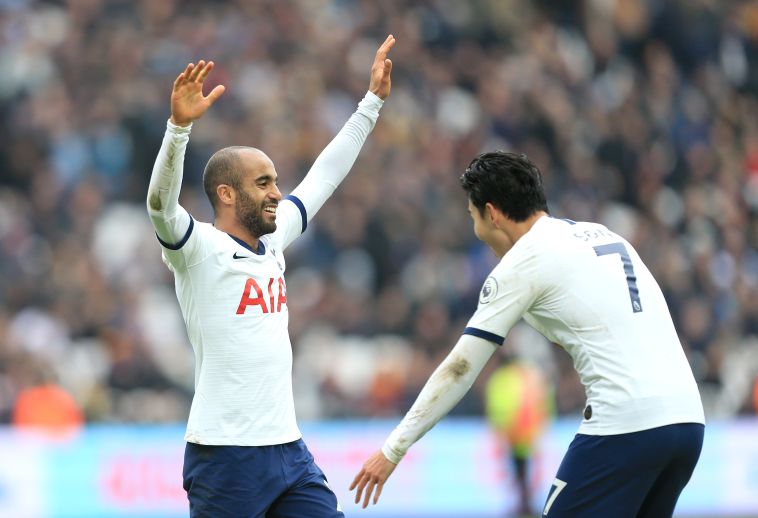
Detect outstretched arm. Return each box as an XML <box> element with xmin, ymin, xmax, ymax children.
<box><xmin>349</xmin><ymin>335</ymin><xmax>498</xmax><ymax>508</ymax></box>
<box><xmin>276</xmin><ymin>35</ymin><xmax>395</xmax><ymax>249</ymax></box>
<box><xmin>147</xmin><ymin>61</ymin><xmax>225</xmax><ymax>245</ymax></box>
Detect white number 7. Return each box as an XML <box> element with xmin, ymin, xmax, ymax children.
<box><xmin>543</xmin><ymin>478</ymin><xmax>567</xmax><ymax>515</ymax></box>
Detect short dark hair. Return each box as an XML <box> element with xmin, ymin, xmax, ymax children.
<box><xmin>459</xmin><ymin>151</ymin><xmax>549</xmax><ymax>221</ymax></box>
<box><xmin>202</xmin><ymin>146</ymin><xmax>247</xmax><ymax>212</ymax></box>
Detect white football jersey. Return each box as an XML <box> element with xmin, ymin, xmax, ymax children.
<box><xmin>147</xmin><ymin>92</ymin><xmax>383</xmax><ymax>446</ymax></box>
<box><xmin>465</xmin><ymin>216</ymin><xmax>704</xmax><ymax>435</ymax></box>
<box><xmin>160</xmin><ymin>199</ymin><xmax>305</xmax><ymax>446</ymax></box>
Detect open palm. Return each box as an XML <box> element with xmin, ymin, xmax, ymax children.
<box><xmin>170</xmin><ymin>60</ymin><xmax>226</xmax><ymax>126</ymax></box>
<box><xmin>369</xmin><ymin>35</ymin><xmax>395</xmax><ymax>100</ymax></box>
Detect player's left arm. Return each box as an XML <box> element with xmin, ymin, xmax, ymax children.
<box><xmin>273</xmin><ymin>35</ymin><xmax>394</xmax><ymax>250</ymax></box>
<box><xmin>350</xmin><ymin>334</ymin><xmax>498</xmax><ymax>508</ymax></box>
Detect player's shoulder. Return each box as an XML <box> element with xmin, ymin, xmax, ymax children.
<box><xmin>195</xmin><ymin>220</ymin><xmax>263</xmax><ymax>261</ymax></box>
<box><xmin>512</xmin><ymin>217</ymin><xmax>611</xmax><ymax>270</ymax></box>
<box><xmin>505</xmin><ymin>216</ymin><xmax>574</xmax><ymax>259</ymax></box>
<box><xmin>179</xmin><ymin>219</ymin><xmax>222</xmax><ymax>253</ymax></box>
<box><xmin>531</xmin><ymin>217</ymin><xmax>626</xmax><ymax>249</ymax></box>
<box><xmin>192</xmin><ymin>220</ymin><xmax>231</xmax><ymax>243</ymax></box>
<box><xmin>563</xmin><ymin>219</ymin><xmax>621</xmax><ymax>240</ymax></box>
<box><xmin>535</xmin><ymin>216</ymin><xmax>609</xmax><ymax>236</ymax></box>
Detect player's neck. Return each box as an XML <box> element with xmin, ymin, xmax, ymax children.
<box><xmin>214</xmin><ymin>216</ymin><xmax>261</xmax><ymax>251</ymax></box>
<box><xmin>496</xmin><ymin>211</ymin><xmax>548</xmax><ymax>256</ymax></box>
<box><xmin>514</xmin><ymin>210</ymin><xmax>547</xmax><ymax>236</ymax></box>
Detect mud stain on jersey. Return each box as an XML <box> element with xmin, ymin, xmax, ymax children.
<box><xmin>149</xmin><ymin>192</ymin><xmax>162</xmax><ymax>211</ymax></box>
<box><xmin>442</xmin><ymin>356</ymin><xmax>470</xmax><ymax>381</ymax></box>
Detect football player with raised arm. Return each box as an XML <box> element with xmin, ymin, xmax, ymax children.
<box><xmin>350</xmin><ymin>152</ymin><xmax>704</xmax><ymax>518</ymax></box>
<box><xmin>147</xmin><ymin>35</ymin><xmax>394</xmax><ymax>517</ymax></box>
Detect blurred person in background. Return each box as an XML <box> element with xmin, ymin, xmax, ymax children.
<box><xmin>351</xmin><ymin>151</ymin><xmax>705</xmax><ymax>517</ymax></box>
<box><xmin>146</xmin><ymin>36</ymin><xmax>394</xmax><ymax>517</ymax></box>
<box><xmin>484</xmin><ymin>357</ymin><xmax>553</xmax><ymax>517</ymax></box>
<box><xmin>10</xmin><ymin>350</ymin><xmax>83</xmax><ymax>436</ymax></box>
<box><xmin>12</xmin><ymin>383</ymin><xmax>84</xmax><ymax>435</ymax></box>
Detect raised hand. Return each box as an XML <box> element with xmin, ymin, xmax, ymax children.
<box><xmin>349</xmin><ymin>450</ymin><xmax>397</xmax><ymax>509</ymax></box>
<box><xmin>369</xmin><ymin>35</ymin><xmax>395</xmax><ymax>100</ymax></box>
<box><xmin>170</xmin><ymin>60</ymin><xmax>226</xmax><ymax>127</ymax></box>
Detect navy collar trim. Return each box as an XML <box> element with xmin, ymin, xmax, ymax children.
<box><xmin>228</xmin><ymin>234</ymin><xmax>266</xmax><ymax>255</ymax></box>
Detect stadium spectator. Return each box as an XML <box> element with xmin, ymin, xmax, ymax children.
<box><xmin>485</xmin><ymin>357</ymin><xmax>553</xmax><ymax>517</ymax></box>
<box><xmin>12</xmin><ymin>383</ymin><xmax>84</xmax><ymax>434</ymax></box>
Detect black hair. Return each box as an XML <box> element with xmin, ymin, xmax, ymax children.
<box><xmin>459</xmin><ymin>151</ymin><xmax>549</xmax><ymax>221</ymax></box>
<box><xmin>202</xmin><ymin>146</ymin><xmax>248</xmax><ymax>212</ymax></box>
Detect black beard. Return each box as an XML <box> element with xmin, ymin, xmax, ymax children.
<box><xmin>236</xmin><ymin>190</ymin><xmax>277</xmax><ymax>237</ymax></box>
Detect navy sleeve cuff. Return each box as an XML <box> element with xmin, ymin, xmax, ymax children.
<box><xmin>463</xmin><ymin>327</ymin><xmax>505</xmax><ymax>346</ymax></box>
<box><xmin>284</xmin><ymin>195</ymin><xmax>307</xmax><ymax>234</ymax></box>
<box><xmin>156</xmin><ymin>215</ymin><xmax>194</xmax><ymax>250</ymax></box>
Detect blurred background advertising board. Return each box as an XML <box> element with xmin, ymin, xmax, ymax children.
<box><xmin>0</xmin><ymin>418</ymin><xmax>756</xmax><ymax>518</ymax></box>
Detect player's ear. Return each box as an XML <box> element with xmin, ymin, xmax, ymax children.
<box><xmin>216</xmin><ymin>184</ymin><xmax>235</xmax><ymax>207</ymax></box>
<box><xmin>485</xmin><ymin>202</ymin><xmax>499</xmax><ymax>228</ymax></box>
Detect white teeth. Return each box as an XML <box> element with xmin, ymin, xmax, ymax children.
<box><xmin>264</xmin><ymin>206</ymin><xmax>277</xmax><ymax>214</ymax></box>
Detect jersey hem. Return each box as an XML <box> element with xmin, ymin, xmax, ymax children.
<box><xmin>576</xmin><ymin>411</ymin><xmax>705</xmax><ymax>436</ymax></box>
<box><xmin>184</xmin><ymin>430</ymin><xmax>303</xmax><ymax>447</ymax></box>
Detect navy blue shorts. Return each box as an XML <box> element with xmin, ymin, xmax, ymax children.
<box><xmin>542</xmin><ymin>423</ymin><xmax>704</xmax><ymax>518</ymax></box>
<box><xmin>182</xmin><ymin>439</ymin><xmax>344</xmax><ymax>518</ymax></box>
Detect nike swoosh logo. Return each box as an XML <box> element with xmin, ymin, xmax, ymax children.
<box><xmin>233</xmin><ymin>252</ymin><xmax>250</xmax><ymax>259</ymax></box>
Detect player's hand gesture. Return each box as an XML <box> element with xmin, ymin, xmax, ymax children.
<box><xmin>349</xmin><ymin>450</ymin><xmax>397</xmax><ymax>508</ymax></box>
<box><xmin>368</xmin><ymin>35</ymin><xmax>395</xmax><ymax>100</ymax></box>
<box><xmin>170</xmin><ymin>60</ymin><xmax>226</xmax><ymax>127</ymax></box>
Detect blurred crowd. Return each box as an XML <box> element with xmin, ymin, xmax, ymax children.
<box><xmin>0</xmin><ymin>0</ymin><xmax>757</xmax><ymax>427</ymax></box>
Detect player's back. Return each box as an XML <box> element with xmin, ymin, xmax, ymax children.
<box><xmin>517</xmin><ymin>217</ymin><xmax>704</xmax><ymax>435</ymax></box>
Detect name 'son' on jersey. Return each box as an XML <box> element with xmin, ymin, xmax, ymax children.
<box><xmin>236</xmin><ymin>277</ymin><xmax>288</xmax><ymax>315</ymax></box>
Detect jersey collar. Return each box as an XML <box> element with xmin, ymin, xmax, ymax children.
<box><xmin>227</xmin><ymin>233</ymin><xmax>266</xmax><ymax>255</ymax></box>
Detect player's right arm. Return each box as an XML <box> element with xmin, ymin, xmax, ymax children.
<box><xmin>272</xmin><ymin>35</ymin><xmax>395</xmax><ymax>250</ymax></box>
<box><xmin>146</xmin><ymin>61</ymin><xmax>225</xmax><ymax>248</ymax></box>
<box><xmin>350</xmin><ymin>254</ymin><xmax>540</xmax><ymax>508</ymax></box>
<box><xmin>349</xmin><ymin>334</ymin><xmax>498</xmax><ymax>508</ymax></box>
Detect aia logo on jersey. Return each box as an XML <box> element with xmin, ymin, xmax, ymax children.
<box><xmin>236</xmin><ymin>277</ymin><xmax>287</xmax><ymax>314</ymax></box>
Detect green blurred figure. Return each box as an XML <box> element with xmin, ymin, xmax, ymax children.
<box><xmin>485</xmin><ymin>360</ymin><xmax>553</xmax><ymax>517</ymax></box>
